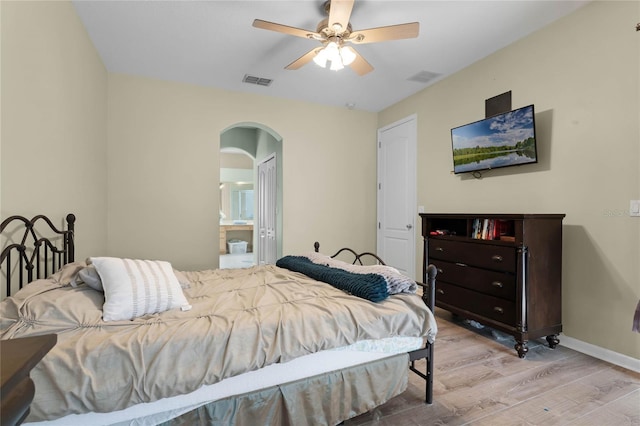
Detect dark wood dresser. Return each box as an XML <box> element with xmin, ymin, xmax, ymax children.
<box><xmin>1</xmin><ymin>334</ymin><xmax>57</xmax><ymax>425</ymax></box>
<box><xmin>420</xmin><ymin>213</ymin><xmax>565</xmax><ymax>358</ymax></box>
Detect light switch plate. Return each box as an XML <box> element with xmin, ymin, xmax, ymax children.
<box><xmin>630</xmin><ymin>200</ymin><xmax>640</xmax><ymax>217</ymax></box>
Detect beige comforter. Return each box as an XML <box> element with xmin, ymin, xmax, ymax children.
<box><xmin>0</xmin><ymin>264</ymin><xmax>437</xmax><ymax>422</ymax></box>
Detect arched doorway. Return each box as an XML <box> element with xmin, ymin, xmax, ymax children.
<box><xmin>219</xmin><ymin>123</ymin><xmax>282</xmax><ymax>268</ymax></box>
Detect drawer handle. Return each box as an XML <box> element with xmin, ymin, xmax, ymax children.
<box><xmin>435</xmin><ymin>247</ymin><xmax>444</xmax><ymax>252</ymax></box>
<box><xmin>437</xmin><ymin>289</ymin><xmax>445</xmax><ymax>295</ymax></box>
<box><xmin>437</xmin><ymin>268</ymin><xmax>444</xmax><ymax>274</ymax></box>
<box><xmin>493</xmin><ymin>306</ymin><xmax>504</xmax><ymax>314</ymax></box>
<box><xmin>492</xmin><ymin>255</ymin><xmax>503</xmax><ymax>262</ymax></box>
<box><xmin>491</xmin><ymin>281</ymin><xmax>504</xmax><ymax>288</ymax></box>
<box><xmin>455</xmin><ymin>262</ymin><xmax>467</xmax><ymax>267</ymax></box>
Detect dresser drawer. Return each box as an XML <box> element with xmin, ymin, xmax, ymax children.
<box><xmin>428</xmin><ymin>239</ymin><xmax>516</xmax><ymax>272</ymax></box>
<box><xmin>430</xmin><ymin>259</ymin><xmax>515</xmax><ymax>301</ymax></box>
<box><xmin>435</xmin><ymin>282</ymin><xmax>516</xmax><ymax>325</ymax></box>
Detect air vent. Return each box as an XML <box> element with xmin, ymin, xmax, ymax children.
<box><xmin>407</xmin><ymin>71</ymin><xmax>441</xmax><ymax>84</ymax></box>
<box><xmin>243</xmin><ymin>74</ymin><xmax>273</xmax><ymax>87</ymax></box>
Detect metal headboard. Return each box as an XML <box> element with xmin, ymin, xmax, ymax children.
<box><xmin>313</xmin><ymin>241</ymin><xmax>437</xmax><ymax>311</ymax></box>
<box><xmin>1</xmin><ymin>214</ymin><xmax>75</xmax><ymax>298</ymax></box>
<box><xmin>313</xmin><ymin>241</ymin><xmax>387</xmax><ymax>266</ymax></box>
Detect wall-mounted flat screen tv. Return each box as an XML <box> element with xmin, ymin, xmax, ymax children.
<box><xmin>451</xmin><ymin>104</ymin><xmax>537</xmax><ymax>174</ymax></box>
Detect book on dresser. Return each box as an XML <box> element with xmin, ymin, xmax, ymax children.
<box><xmin>420</xmin><ymin>213</ymin><xmax>565</xmax><ymax>358</ymax></box>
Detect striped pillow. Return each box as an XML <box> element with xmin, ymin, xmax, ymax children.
<box><xmin>90</xmin><ymin>257</ymin><xmax>189</xmax><ymax>322</ymax></box>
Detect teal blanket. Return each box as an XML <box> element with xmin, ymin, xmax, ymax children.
<box><xmin>276</xmin><ymin>256</ymin><xmax>389</xmax><ymax>302</ymax></box>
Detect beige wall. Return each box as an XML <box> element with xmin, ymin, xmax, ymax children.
<box><xmin>380</xmin><ymin>1</ymin><xmax>640</xmax><ymax>359</ymax></box>
<box><xmin>0</xmin><ymin>1</ymin><xmax>108</xmax><ymax>261</ymax></box>
<box><xmin>107</xmin><ymin>73</ymin><xmax>378</xmax><ymax>270</ymax></box>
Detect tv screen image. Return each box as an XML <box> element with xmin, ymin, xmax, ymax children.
<box><xmin>451</xmin><ymin>104</ymin><xmax>537</xmax><ymax>174</ymax></box>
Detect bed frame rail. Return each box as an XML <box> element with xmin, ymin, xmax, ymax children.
<box><xmin>410</xmin><ymin>263</ymin><xmax>437</xmax><ymax>404</ymax></box>
<box><xmin>314</xmin><ymin>242</ymin><xmax>437</xmax><ymax>404</ymax></box>
<box><xmin>1</xmin><ymin>214</ymin><xmax>75</xmax><ymax>298</ymax></box>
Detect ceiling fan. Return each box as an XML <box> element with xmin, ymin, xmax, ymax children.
<box><xmin>252</xmin><ymin>0</ymin><xmax>419</xmax><ymax>76</ymax></box>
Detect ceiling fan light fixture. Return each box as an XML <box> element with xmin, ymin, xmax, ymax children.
<box><xmin>340</xmin><ymin>46</ymin><xmax>356</xmax><ymax>66</ymax></box>
<box><xmin>313</xmin><ymin>48</ymin><xmax>329</xmax><ymax>67</ymax></box>
<box><xmin>325</xmin><ymin>41</ymin><xmax>339</xmax><ymax>57</ymax></box>
<box><xmin>313</xmin><ymin>40</ymin><xmax>353</xmax><ymax>71</ymax></box>
<box><xmin>329</xmin><ymin>59</ymin><xmax>344</xmax><ymax>71</ymax></box>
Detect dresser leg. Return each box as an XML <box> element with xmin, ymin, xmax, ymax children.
<box><xmin>515</xmin><ymin>340</ymin><xmax>529</xmax><ymax>358</ymax></box>
<box><xmin>546</xmin><ymin>334</ymin><xmax>560</xmax><ymax>349</ymax></box>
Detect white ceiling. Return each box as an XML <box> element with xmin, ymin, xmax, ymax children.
<box><xmin>72</xmin><ymin>0</ymin><xmax>589</xmax><ymax>112</ymax></box>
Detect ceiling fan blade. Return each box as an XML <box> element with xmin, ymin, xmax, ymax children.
<box><xmin>285</xmin><ymin>48</ymin><xmax>321</xmax><ymax>70</ymax></box>
<box><xmin>253</xmin><ymin>19</ymin><xmax>320</xmax><ymax>40</ymax></box>
<box><xmin>345</xmin><ymin>46</ymin><xmax>373</xmax><ymax>76</ymax></box>
<box><xmin>349</xmin><ymin>22</ymin><xmax>419</xmax><ymax>44</ymax></box>
<box><xmin>328</xmin><ymin>0</ymin><xmax>355</xmax><ymax>34</ymax></box>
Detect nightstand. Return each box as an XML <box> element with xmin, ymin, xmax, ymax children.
<box><xmin>1</xmin><ymin>334</ymin><xmax>57</xmax><ymax>426</ymax></box>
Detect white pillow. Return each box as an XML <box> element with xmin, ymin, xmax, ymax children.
<box><xmin>72</xmin><ymin>265</ymin><xmax>191</xmax><ymax>292</ymax></box>
<box><xmin>90</xmin><ymin>257</ymin><xmax>189</xmax><ymax>322</ymax></box>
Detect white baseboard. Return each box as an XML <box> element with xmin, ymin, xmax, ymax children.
<box><xmin>560</xmin><ymin>335</ymin><xmax>640</xmax><ymax>373</ymax></box>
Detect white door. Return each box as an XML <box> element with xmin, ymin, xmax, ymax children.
<box><xmin>377</xmin><ymin>115</ymin><xmax>417</xmax><ymax>279</ymax></box>
<box><xmin>257</xmin><ymin>154</ymin><xmax>277</xmax><ymax>264</ymax></box>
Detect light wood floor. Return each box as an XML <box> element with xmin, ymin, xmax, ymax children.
<box><xmin>348</xmin><ymin>308</ymin><xmax>640</xmax><ymax>425</ymax></box>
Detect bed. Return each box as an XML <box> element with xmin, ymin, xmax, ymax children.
<box><xmin>0</xmin><ymin>214</ymin><xmax>437</xmax><ymax>425</ymax></box>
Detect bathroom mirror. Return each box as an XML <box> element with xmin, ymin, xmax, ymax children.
<box><xmin>220</xmin><ymin>182</ymin><xmax>253</xmax><ymax>222</ymax></box>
